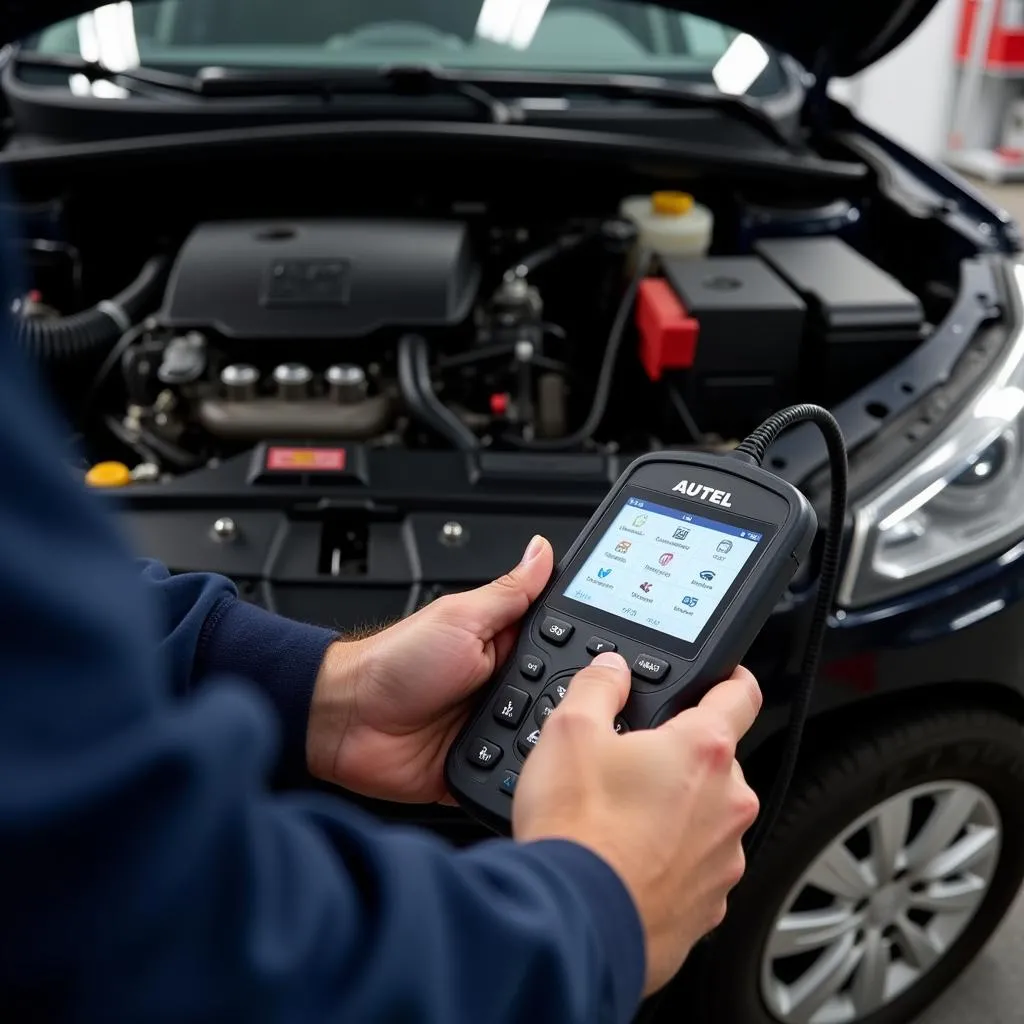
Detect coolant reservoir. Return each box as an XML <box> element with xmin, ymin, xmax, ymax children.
<box><xmin>619</xmin><ymin>191</ymin><xmax>714</xmax><ymax>260</ymax></box>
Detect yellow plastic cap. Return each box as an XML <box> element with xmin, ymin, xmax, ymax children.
<box><xmin>85</xmin><ymin>461</ymin><xmax>132</xmax><ymax>488</ymax></box>
<box><xmin>651</xmin><ymin>191</ymin><xmax>694</xmax><ymax>216</ymax></box>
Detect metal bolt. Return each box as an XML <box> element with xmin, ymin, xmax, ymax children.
<box><xmin>326</xmin><ymin>363</ymin><xmax>368</xmax><ymax>404</ymax></box>
<box><xmin>273</xmin><ymin>362</ymin><xmax>313</xmax><ymax>401</ymax></box>
<box><xmin>221</xmin><ymin>363</ymin><xmax>260</xmax><ymax>401</ymax></box>
<box><xmin>212</xmin><ymin>516</ymin><xmax>239</xmax><ymax>542</ymax></box>
<box><xmin>440</xmin><ymin>520</ymin><xmax>466</xmax><ymax>546</ymax></box>
<box><xmin>514</xmin><ymin>339</ymin><xmax>534</xmax><ymax>362</ymax></box>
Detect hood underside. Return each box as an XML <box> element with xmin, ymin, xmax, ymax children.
<box><xmin>1</xmin><ymin>0</ymin><xmax>940</xmax><ymax>79</ymax></box>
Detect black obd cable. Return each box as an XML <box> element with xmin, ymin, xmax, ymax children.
<box><xmin>642</xmin><ymin>404</ymin><xmax>847</xmax><ymax>1024</ymax></box>
<box><xmin>730</xmin><ymin>404</ymin><xmax>849</xmax><ymax>856</ymax></box>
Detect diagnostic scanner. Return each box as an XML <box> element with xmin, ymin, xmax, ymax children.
<box><xmin>445</xmin><ymin>449</ymin><xmax>818</xmax><ymax>833</ymax></box>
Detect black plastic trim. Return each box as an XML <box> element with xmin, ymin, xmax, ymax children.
<box><xmin>770</xmin><ymin>258</ymin><xmax>1001</xmax><ymax>486</ymax></box>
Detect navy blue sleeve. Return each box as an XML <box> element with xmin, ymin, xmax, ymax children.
<box><xmin>136</xmin><ymin>558</ymin><xmax>338</xmax><ymax>779</ymax></box>
<box><xmin>0</xmin><ymin>299</ymin><xmax>645</xmax><ymax>1020</ymax></box>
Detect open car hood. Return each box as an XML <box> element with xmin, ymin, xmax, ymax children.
<box><xmin>1</xmin><ymin>0</ymin><xmax>940</xmax><ymax>79</ymax></box>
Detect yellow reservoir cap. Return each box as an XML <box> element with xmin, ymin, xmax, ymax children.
<box><xmin>651</xmin><ymin>191</ymin><xmax>694</xmax><ymax>216</ymax></box>
<box><xmin>86</xmin><ymin>461</ymin><xmax>132</xmax><ymax>488</ymax></box>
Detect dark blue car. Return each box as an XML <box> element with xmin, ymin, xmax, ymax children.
<box><xmin>3</xmin><ymin>1</ymin><xmax>1023</xmax><ymax>1022</ymax></box>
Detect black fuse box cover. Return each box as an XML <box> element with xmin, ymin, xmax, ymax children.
<box><xmin>755</xmin><ymin>237</ymin><xmax>923</xmax><ymax>397</ymax></box>
<box><xmin>662</xmin><ymin>255</ymin><xmax>806</xmax><ymax>435</ymax></box>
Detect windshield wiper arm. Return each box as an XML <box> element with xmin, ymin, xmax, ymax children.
<box><xmin>12</xmin><ymin>49</ymin><xmax>201</xmax><ymax>98</ymax></box>
<box><xmin>194</xmin><ymin>65</ymin><xmax>514</xmax><ymax>123</ymax></box>
<box><xmin>11</xmin><ymin>54</ymin><xmax>783</xmax><ymax>143</ymax></box>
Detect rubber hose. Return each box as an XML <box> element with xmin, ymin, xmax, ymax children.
<box><xmin>397</xmin><ymin>333</ymin><xmax>479</xmax><ymax>452</ymax></box>
<box><xmin>17</xmin><ymin>255</ymin><xmax>169</xmax><ymax>363</ymax></box>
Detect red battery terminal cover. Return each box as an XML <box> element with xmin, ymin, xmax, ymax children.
<box><xmin>636</xmin><ymin>277</ymin><xmax>699</xmax><ymax>381</ymax></box>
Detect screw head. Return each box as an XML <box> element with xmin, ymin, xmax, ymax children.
<box><xmin>212</xmin><ymin>516</ymin><xmax>238</xmax><ymax>542</ymax></box>
<box><xmin>221</xmin><ymin>363</ymin><xmax>260</xmax><ymax>387</ymax></box>
<box><xmin>440</xmin><ymin>520</ymin><xmax>466</xmax><ymax>545</ymax></box>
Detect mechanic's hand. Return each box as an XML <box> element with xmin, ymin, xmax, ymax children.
<box><xmin>307</xmin><ymin>535</ymin><xmax>554</xmax><ymax>803</ymax></box>
<box><xmin>513</xmin><ymin>652</ymin><xmax>761</xmax><ymax>996</ymax></box>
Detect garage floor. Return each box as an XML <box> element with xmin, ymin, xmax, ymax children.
<box><xmin>908</xmin><ymin>177</ymin><xmax>1023</xmax><ymax>1024</ymax></box>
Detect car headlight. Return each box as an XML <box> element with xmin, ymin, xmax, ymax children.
<box><xmin>839</xmin><ymin>263</ymin><xmax>1024</xmax><ymax>608</ymax></box>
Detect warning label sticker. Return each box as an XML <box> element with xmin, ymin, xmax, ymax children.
<box><xmin>265</xmin><ymin>447</ymin><xmax>346</xmax><ymax>472</ymax></box>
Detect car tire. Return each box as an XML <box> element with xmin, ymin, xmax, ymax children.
<box><xmin>660</xmin><ymin>709</ymin><xmax>1024</xmax><ymax>1024</ymax></box>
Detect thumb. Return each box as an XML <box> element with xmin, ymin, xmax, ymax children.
<box><xmin>447</xmin><ymin>535</ymin><xmax>553</xmax><ymax>639</ymax></box>
<box><xmin>557</xmin><ymin>652</ymin><xmax>631</xmax><ymax>724</ymax></box>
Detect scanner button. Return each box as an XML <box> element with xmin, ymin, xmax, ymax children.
<box><xmin>493</xmin><ymin>686</ymin><xmax>530</xmax><ymax>728</ymax></box>
<box><xmin>520</xmin><ymin>654</ymin><xmax>545</xmax><ymax>680</ymax></box>
<box><xmin>550</xmin><ymin>681</ymin><xmax>569</xmax><ymax>705</ymax></box>
<box><xmin>586</xmin><ymin>636</ymin><xmax>618</xmax><ymax>655</ymax></box>
<box><xmin>614</xmin><ymin>716</ymin><xmax>630</xmax><ymax>735</ymax></box>
<box><xmin>467</xmin><ymin>738</ymin><xmax>502</xmax><ymax>770</ymax></box>
<box><xmin>517</xmin><ymin>727</ymin><xmax>542</xmax><ymax>757</ymax></box>
<box><xmin>632</xmin><ymin>654</ymin><xmax>670</xmax><ymax>682</ymax></box>
<box><xmin>499</xmin><ymin>770</ymin><xmax>519</xmax><ymax>796</ymax></box>
<box><xmin>540</xmin><ymin>616</ymin><xmax>574</xmax><ymax>645</ymax></box>
<box><xmin>535</xmin><ymin>697</ymin><xmax>556</xmax><ymax>726</ymax></box>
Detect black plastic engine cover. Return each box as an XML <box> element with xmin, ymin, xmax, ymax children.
<box><xmin>160</xmin><ymin>220</ymin><xmax>480</xmax><ymax>340</ymax></box>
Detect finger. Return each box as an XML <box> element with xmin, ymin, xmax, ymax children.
<box><xmin>557</xmin><ymin>652</ymin><xmax>630</xmax><ymax>724</ymax></box>
<box><xmin>656</xmin><ymin>667</ymin><xmax>761</xmax><ymax>745</ymax></box>
<box><xmin>695</xmin><ymin>667</ymin><xmax>762</xmax><ymax>742</ymax></box>
<box><xmin>445</xmin><ymin>536</ymin><xmax>554</xmax><ymax>640</ymax></box>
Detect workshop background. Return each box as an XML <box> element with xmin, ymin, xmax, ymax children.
<box><xmin>833</xmin><ymin>1</ymin><xmax>1024</xmax><ymax>1020</ymax></box>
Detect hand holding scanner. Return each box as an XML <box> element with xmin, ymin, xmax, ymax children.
<box><xmin>445</xmin><ymin>447</ymin><xmax>819</xmax><ymax>833</ymax></box>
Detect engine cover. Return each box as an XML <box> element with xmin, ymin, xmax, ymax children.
<box><xmin>160</xmin><ymin>219</ymin><xmax>480</xmax><ymax>340</ymax></box>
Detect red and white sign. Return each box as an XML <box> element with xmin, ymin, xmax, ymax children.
<box><xmin>266</xmin><ymin>446</ymin><xmax>346</xmax><ymax>472</ymax></box>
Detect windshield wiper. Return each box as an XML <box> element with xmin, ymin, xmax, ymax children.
<box><xmin>10</xmin><ymin>55</ymin><xmax>786</xmax><ymax>144</ymax></box>
<box><xmin>12</xmin><ymin>49</ymin><xmax>202</xmax><ymax>98</ymax></box>
<box><xmin>194</xmin><ymin>65</ymin><xmax>514</xmax><ymax>123</ymax></box>
<box><xmin>11</xmin><ymin>54</ymin><xmax>513</xmax><ymax>123</ymax></box>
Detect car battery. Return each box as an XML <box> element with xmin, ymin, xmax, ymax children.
<box><xmin>754</xmin><ymin>237</ymin><xmax>924</xmax><ymax>399</ymax></box>
<box><xmin>641</xmin><ymin>255</ymin><xmax>806</xmax><ymax>437</ymax></box>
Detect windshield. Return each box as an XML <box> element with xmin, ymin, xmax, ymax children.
<box><xmin>25</xmin><ymin>0</ymin><xmax>783</xmax><ymax>97</ymax></box>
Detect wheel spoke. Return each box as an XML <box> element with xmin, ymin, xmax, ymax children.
<box><xmin>868</xmin><ymin>797</ymin><xmax>911</xmax><ymax>883</ymax></box>
<box><xmin>806</xmin><ymin>842</ymin><xmax>875</xmax><ymax>900</ymax></box>
<box><xmin>784</xmin><ymin>931</ymin><xmax>862</xmax><ymax>1020</ymax></box>
<box><xmin>904</xmin><ymin>789</ymin><xmax>979</xmax><ymax>874</ymax></box>
<box><xmin>851</xmin><ymin>928</ymin><xmax>889</xmax><ymax>1015</ymax></box>
<box><xmin>909</xmin><ymin>875</ymin><xmax>989</xmax><ymax>914</ymax></box>
<box><xmin>768</xmin><ymin>907</ymin><xmax>861</xmax><ymax>959</ymax></box>
<box><xmin>920</xmin><ymin>826</ymin><xmax>999</xmax><ymax>882</ymax></box>
<box><xmin>892</xmin><ymin>914</ymin><xmax>943</xmax><ymax>970</ymax></box>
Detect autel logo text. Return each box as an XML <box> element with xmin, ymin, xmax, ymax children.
<box><xmin>671</xmin><ymin>480</ymin><xmax>733</xmax><ymax>507</ymax></box>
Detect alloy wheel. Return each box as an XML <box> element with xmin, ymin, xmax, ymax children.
<box><xmin>759</xmin><ymin>781</ymin><xmax>1001</xmax><ymax>1024</ymax></box>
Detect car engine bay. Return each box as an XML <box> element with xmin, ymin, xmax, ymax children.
<box><xmin>5</xmin><ymin>139</ymin><xmax>1000</xmax><ymax>630</ymax></box>
<box><xmin>22</xmin><ymin>191</ymin><xmax>937</xmax><ymax>460</ymax></box>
